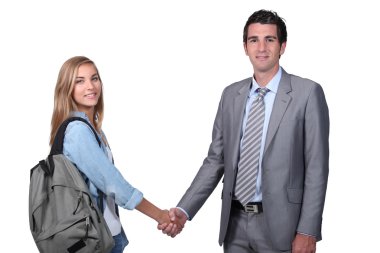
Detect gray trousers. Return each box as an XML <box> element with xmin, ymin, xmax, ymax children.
<box><xmin>223</xmin><ymin>207</ymin><xmax>291</xmax><ymax>253</ymax></box>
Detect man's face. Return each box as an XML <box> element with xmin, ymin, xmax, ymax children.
<box><xmin>244</xmin><ymin>23</ymin><xmax>286</xmax><ymax>75</ymax></box>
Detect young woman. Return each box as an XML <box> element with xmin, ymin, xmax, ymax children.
<box><xmin>50</xmin><ymin>56</ymin><xmax>172</xmax><ymax>252</ymax></box>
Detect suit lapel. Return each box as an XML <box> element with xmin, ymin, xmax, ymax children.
<box><xmin>264</xmin><ymin>70</ymin><xmax>292</xmax><ymax>154</ymax></box>
<box><xmin>231</xmin><ymin>80</ymin><xmax>251</xmax><ymax>169</ymax></box>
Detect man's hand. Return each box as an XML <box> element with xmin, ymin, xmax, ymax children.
<box><xmin>157</xmin><ymin>207</ymin><xmax>187</xmax><ymax>237</ymax></box>
<box><xmin>292</xmin><ymin>233</ymin><xmax>316</xmax><ymax>253</ymax></box>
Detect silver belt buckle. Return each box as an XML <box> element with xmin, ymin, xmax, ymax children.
<box><xmin>244</xmin><ymin>204</ymin><xmax>258</xmax><ymax>213</ymax></box>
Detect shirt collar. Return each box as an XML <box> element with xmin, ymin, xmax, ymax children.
<box><xmin>70</xmin><ymin>111</ymin><xmax>90</xmax><ymax>121</ymax></box>
<box><xmin>249</xmin><ymin>67</ymin><xmax>282</xmax><ymax>97</ymax></box>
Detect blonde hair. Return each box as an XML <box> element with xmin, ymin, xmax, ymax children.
<box><xmin>49</xmin><ymin>56</ymin><xmax>104</xmax><ymax>145</ymax></box>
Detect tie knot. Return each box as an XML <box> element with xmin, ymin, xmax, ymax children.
<box><xmin>257</xmin><ymin>88</ymin><xmax>269</xmax><ymax>100</ymax></box>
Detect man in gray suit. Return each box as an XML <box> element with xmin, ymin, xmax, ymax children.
<box><xmin>159</xmin><ymin>9</ymin><xmax>329</xmax><ymax>253</ymax></box>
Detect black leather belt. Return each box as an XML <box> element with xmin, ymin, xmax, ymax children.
<box><xmin>232</xmin><ymin>200</ymin><xmax>263</xmax><ymax>214</ymax></box>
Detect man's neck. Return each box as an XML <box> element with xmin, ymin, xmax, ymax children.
<box><xmin>253</xmin><ymin>66</ymin><xmax>280</xmax><ymax>87</ymax></box>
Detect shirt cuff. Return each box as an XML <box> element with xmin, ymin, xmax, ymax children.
<box><xmin>297</xmin><ymin>231</ymin><xmax>316</xmax><ymax>238</ymax></box>
<box><xmin>176</xmin><ymin>207</ymin><xmax>190</xmax><ymax>220</ymax></box>
<box><xmin>121</xmin><ymin>190</ymin><xmax>143</xmax><ymax>210</ymax></box>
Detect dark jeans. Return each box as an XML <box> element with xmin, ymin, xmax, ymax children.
<box><xmin>110</xmin><ymin>233</ymin><xmax>128</xmax><ymax>253</ymax></box>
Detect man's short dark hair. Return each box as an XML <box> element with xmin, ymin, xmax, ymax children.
<box><xmin>243</xmin><ymin>9</ymin><xmax>287</xmax><ymax>44</ymax></box>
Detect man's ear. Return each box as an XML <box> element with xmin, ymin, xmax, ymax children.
<box><xmin>243</xmin><ymin>42</ymin><xmax>248</xmax><ymax>55</ymax></box>
<box><xmin>280</xmin><ymin>41</ymin><xmax>287</xmax><ymax>56</ymax></box>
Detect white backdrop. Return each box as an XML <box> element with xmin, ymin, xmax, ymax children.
<box><xmin>1</xmin><ymin>0</ymin><xmax>379</xmax><ymax>252</ymax></box>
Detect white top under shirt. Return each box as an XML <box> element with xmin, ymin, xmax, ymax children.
<box><xmin>103</xmin><ymin>146</ymin><xmax>122</xmax><ymax>236</ymax></box>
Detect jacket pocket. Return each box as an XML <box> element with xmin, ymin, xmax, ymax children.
<box><xmin>287</xmin><ymin>188</ymin><xmax>303</xmax><ymax>204</ymax></box>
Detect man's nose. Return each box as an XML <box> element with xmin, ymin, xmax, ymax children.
<box><xmin>258</xmin><ymin>41</ymin><xmax>267</xmax><ymax>51</ymax></box>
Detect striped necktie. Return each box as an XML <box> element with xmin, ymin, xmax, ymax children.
<box><xmin>235</xmin><ymin>87</ymin><xmax>269</xmax><ymax>205</ymax></box>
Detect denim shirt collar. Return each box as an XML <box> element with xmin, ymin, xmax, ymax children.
<box><xmin>69</xmin><ymin>111</ymin><xmax>102</xmax><ymax>141</ymax></box>
<box><xmin>70</xmin><ymin>111</ymin><xmax>90</xmax><ymax>121</ymax></box>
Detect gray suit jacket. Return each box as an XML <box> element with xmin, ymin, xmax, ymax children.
<box><xmin>178</xmin><ymin>69</ymin><xmax>329</xmax><ymax>250</ymax></box>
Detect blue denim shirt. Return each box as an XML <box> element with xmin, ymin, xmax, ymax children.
<box><xmin>63</xmin><ymin>112</ymin><xmax>143</xmax><ymax>210</ymax></box>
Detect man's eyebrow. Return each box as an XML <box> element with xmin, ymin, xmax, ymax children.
<box><xmin>247</xmin><ymin>35</ymin><xmax>258</xmax><ymax>40</ymax></box>
<box><xmin>247</xmin><ymin>35</ymin><xmax>278</xmax><ymax>40</ymax></box>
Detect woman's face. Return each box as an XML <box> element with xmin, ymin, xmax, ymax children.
<box><xmin>72</xmin><ymin>63</ymin><xmax>101</xmax><ymax>116</ymax></box>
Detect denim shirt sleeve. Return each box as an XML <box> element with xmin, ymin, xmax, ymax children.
<box><xmin>63</xmin><ymin>121</ymin><xmax>143</xmax><ymax>210</ymax></box>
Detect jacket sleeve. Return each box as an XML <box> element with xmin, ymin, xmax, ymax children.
<box><xmin>297</xmin><ymin>83</ymin><xmax>329</xmax><ymax>239</ymax></box>
<box><xmin>177</xmin><ymin>89</ymin><xmax>226</xmax><ymax>219</ymax></box>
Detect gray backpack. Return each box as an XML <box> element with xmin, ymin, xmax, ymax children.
<box><xmin>29</xmin><ymin>117</ymin><xmax>114</xmax><ymax>253</ymax></box>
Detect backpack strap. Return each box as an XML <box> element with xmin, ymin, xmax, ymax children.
<box><xmin>50</xmin><ymin>117</ymin><xmax>101</xmax><ymax>156</ymax></box>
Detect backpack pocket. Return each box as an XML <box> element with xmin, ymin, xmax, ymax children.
<box><xmin>35</xmin><ymin>213</ymin><xmax>103</xmax><ymax>253</ymax></box>
<box><xmin>31</xmin><ymin>184</ymin><xmax>108</xmax><ymax>253</ymax></box>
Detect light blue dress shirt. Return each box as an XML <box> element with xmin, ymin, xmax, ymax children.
<box><xmin>240</xmin><ymin>68</ymin><xmax>281</xmax><ymax>202</ymax></box>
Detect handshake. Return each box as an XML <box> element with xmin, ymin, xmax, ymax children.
<box><xmin>156</xmin><ymin>207</ymin><xmax>188</xmax><ymax>237</ymax></box>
